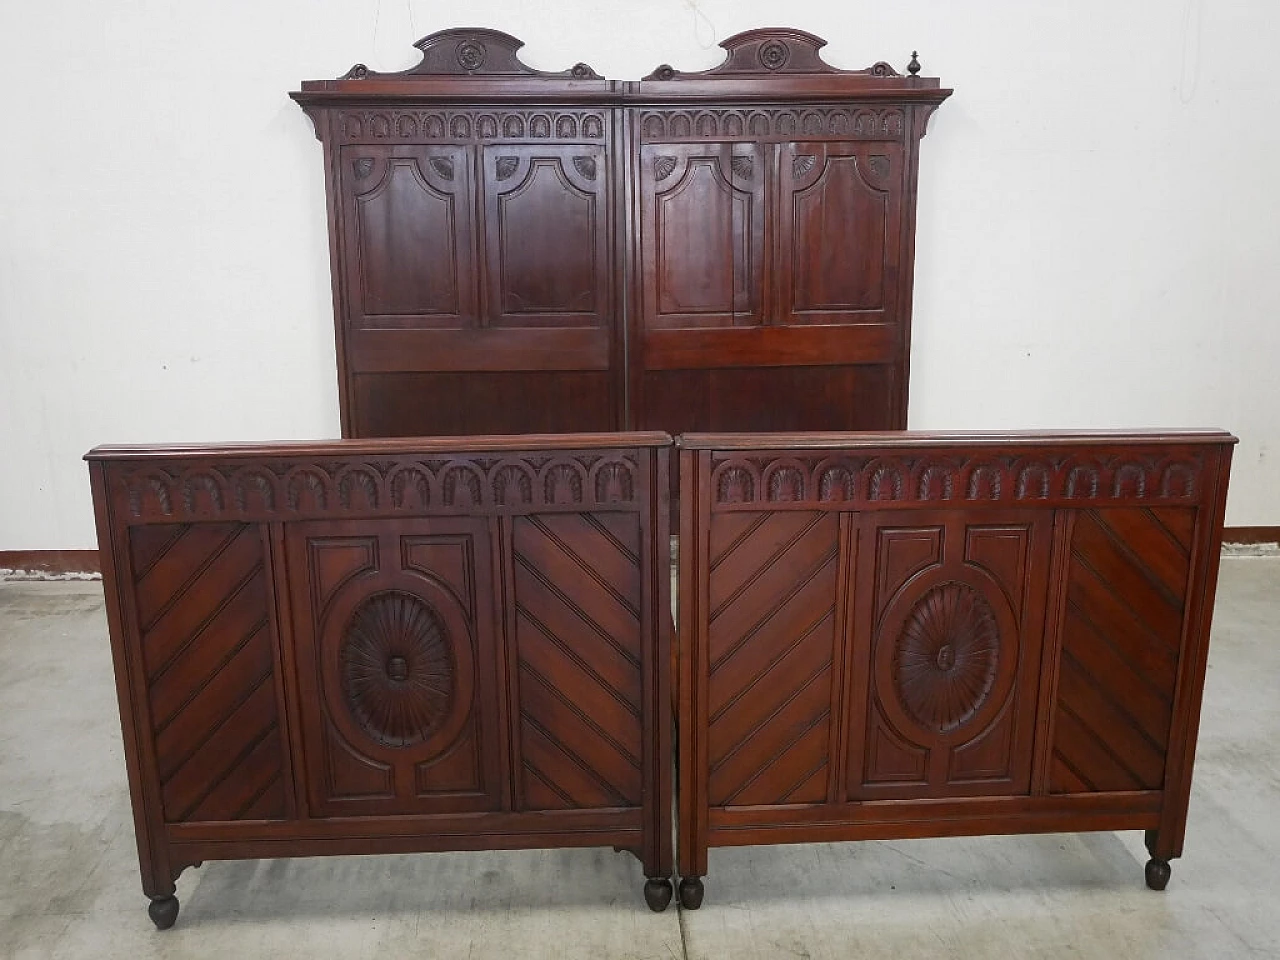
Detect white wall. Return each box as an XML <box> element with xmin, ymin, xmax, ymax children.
<box><xmin>1</xmin><ymin>0</ymin><xmax>1276</xmax><ymax>549</ymax></box>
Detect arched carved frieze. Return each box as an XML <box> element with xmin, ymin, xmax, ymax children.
<box><xmin>337</xmin><ymin>109</ymin><xmax>608</xmax><ymax>144</ymax></box>
<box><xmin>337</xmin><ymin>467</ymin><xmax>381</xmax><ymax>510</ymax></box>
<box><xmin>592</xmin><ymin>459</ymin><xmax>635</xmax><ymax>503</ymax></box>
<box><xmin>179</xmin><ymin>472</ymin><xmax>224</xmax><ymax>516</ymax></box>
<box><xmin>114</xmin><ymin>452</ymin><xmax>641</xmax><ymax>522</ymax></box>
<box><xmin>705</xmin><ymin>450</ymin><xmax>1207</xmax><ymax>510</ymax></box>
<box><xmin>542</xmin><ymin>461</ymin><xmax>587</xmax><ymax>505</ymax></box>
<box><xmin>637</xmin><ymin>107</ymin><xmax>906</xmax><ymax>143</ymax></box>
<box><xmin>493</xmin><ymin>463</ymin><xmax>534</xmax><ymax>506</ymax></box>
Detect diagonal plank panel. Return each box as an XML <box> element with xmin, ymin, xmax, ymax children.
<box><xmin>129</xmin><ymin>523</ymin><xmax>287</xmax><ymax>822</ymax></box>
<box><xmin>513</xmin><ymin>514</ymin><xmax>643</xmax><ymax>810</ymax></box>
<box><xmin>1049</xmin><ymin>508</ymin><xmax>1192</xmax><ymax>794</ymax></box>
<box><xmin>707</xmin><ymin>511</ymin><xmax>838</xmax><ymax>807</ymax></box>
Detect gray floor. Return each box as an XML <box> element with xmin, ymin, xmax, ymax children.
<box><xmin>2</xmin><ymin>560</ymin><xmax>1277</xmax><ymax>959</ymax></box>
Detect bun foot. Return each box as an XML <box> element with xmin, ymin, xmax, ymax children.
<box><xmin>643</xmin><ymin>877</ymin><xmax>673</xmax><ymax>912</ymax></box>
<box><xmin>148</xmin><ymin>895</ymin><xmax>180</xmax><ymax>930</ymax></box>
<box><xmin>678</xmin><ymin>876</ymin><xmax>704</xmax><ymax>910</ymax></box>
<box><xmin>1145</xmin><ymin>858</ymin><xmax>1171</xmax><ymax>891</ymax></box>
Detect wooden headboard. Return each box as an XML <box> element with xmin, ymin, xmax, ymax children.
<box><xmin>292</xmin><ymin>28</ymin><xmax>950</xmax><ymax>439</ymax></box>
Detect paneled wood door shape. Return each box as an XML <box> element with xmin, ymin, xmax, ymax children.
<box><xmin>293</xmin><ymin>27</ymin><xmax>950</xmax><ymax>438</ymax></box>
<box><xmin>676</xmin><ymin>430</ymin><xmax>1235</xmax><ymax>910</ymax></box>
<box><xmin>633</xmin><ymin>134</ymin><xmax>915</xmax><ymax>436</ymax></box>
<box><xmin>286</xmin><ymin>518</ymin><xmax>504</xmax><ymax>818</ymax></box>
<box><xmin>89</xmin><ymin>432</ymin><xmax>676</xmax><ymax>925</ymax></box>
<box><xmin>847</xmin><ymin>511</ymin><xmax>1052</xmax><ymax>799</ymax></box>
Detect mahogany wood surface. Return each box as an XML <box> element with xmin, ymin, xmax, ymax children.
<box><xmin>87</xmin><ymin>432</ymin><xmax>674</xmax><ymax>923</ymax></box>
<box><xmin>291</xmin><ymin>27</ymin><xmax>949</xmax><ymax>439</ymax></box>
<box><xmin>88</xmin><ymin>429</ymin><xmax>1235</xmax><ymax>921</ymax></box>
<box><xmin>676</xmin><ymin>430</ymin><xmax>1235</xmax><ymax>905</ymax></box>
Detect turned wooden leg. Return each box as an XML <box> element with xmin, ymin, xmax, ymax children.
<box><xmin>1145</xmin><ymin>858</ymin><xmax>1172</xmax><ymax>891</ymax></box>
<box><xmin>643</xmin><ymin>877</ymin><xmax>673</xmax><ymax>912</ymax></box>
<box><xmin>1144</xmin><ymin>828</ymin><xmax>1174</xmax><ymax>890</ymax></box>
<box><xmin>678</xmin><ymin>876</ymin><xmax>704</xmax><ymax>910</ymax></box>
<box><xmin>147</xmin><ymin>895</ymin><xmax>180</xmax><ymax>930</ymax></box>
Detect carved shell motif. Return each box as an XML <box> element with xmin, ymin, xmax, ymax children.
<box><xmin>892</xmin><ymin>582</ymin><xmax>1000</xmax><ymax>733</ymax></box>
<box><xmin>495</xmin><ymin>156</ymin><xmax>520</xmax><ymax>181</ymax></box>
<box><xmin>340</xmin><ymin>591</ymin><xmax>454</xmax><ymax>747</ymax></box>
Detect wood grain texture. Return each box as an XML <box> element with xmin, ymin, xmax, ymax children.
<box><xmin>89</xmin><ymin>434</ymin><xmax>672</xmax><ymax>920</ymax></box>
<box><xmin>292</xmin><ymin>27</ymin><xmax>950</xmax><ymax>439</ymax></box>
<box><xmin>677</xmin><ymin>431</ymin><xmax>1235</xmax><ymax>902</ymax></box>
<box><xmin>846</xmin><ymin>512</ymin><xmax>1052</xmax><ymax>801</ymax></box>
<box><xmin>513</xmin><ymin>513</ymin><xmax>644</xmax><ymax>810</ymax></box>
<box><xmin>1048</xmin><ymin>508</ymin><xmax>1190</xmax><ymax>794</ymax></box>
<box><xmin>130</xmin><ymin>523</ymin><xmax>288</xmax><ymax>824</ymax></box>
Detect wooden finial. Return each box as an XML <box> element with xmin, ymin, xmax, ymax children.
<box><xmin>908</xmin><ymin>51</ymin><xmax>921</xmax><ymax>76</ymax></box>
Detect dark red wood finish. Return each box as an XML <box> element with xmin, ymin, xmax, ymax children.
<box><xmin>292</xmin><ymin>30</ymin><xmax>622</xmax><ymax>438</ymax></box>
<box><xmin>87</xmin><ymin>433</ymin><xmax>675</xmax><ymax>923</ymax></box>
<box><xmin>676</xmin><ymin>430</ymin><xmax>1235</xmax><ymax>907</ymax></box>
<box><xmin>292</xmin><ymin>28</ymin><xmax>949</xmax><ymax>439</ymax></box>
<box><xmin>630</xmin><ymin>29</ymin><xmax>949</xmax><ymax>437</ymax></box>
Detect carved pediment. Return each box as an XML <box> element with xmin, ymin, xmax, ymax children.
<box><xmin>338</xmin><ymin>28</ymin><xmax>601</xmax><ymax>81</ymax></box>
<box><xmin>643</xmin><ymin>27</ymin><xmax>909</xmax><ymax>81</ymax></box>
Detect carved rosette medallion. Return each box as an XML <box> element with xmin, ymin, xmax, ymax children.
<box><xmin>456</xmin><ymin>40</ymin><xmax>487</xmax><ymax>72</ymax></box>
<box><xmin>758</xmin><ymin>40</ymin><xmax>790</xmax><ymax>71</ymax></box>
<box><xmin>340</xmin><ymin>590</ymin><xmax>455</xmax><ymax>747</ymax></box>
<box><xmin>892</xmin><ymin>582</ymin><xmax>999</xmax><ymax>733</ymax></box>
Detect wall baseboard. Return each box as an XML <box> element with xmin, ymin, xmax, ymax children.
<box><xmin>1222</xmin><ymin>526</ymin><xmax>1280</xmax><ymax>546</ymax></box>
<box><xmin>1</xmin><ymin>529</ymin><xmax>1277</xmax><ymax>580</ymax></box>
<box><xmin>0</xmin><ymin>550</ymin><xmax>101</xmax><ymax>577</ymax></box>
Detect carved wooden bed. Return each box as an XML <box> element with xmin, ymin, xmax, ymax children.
<box><xmin>90</xmin><ymin>429</ymin><xmax>1233</xmax><ymax>923</ymax></box>
<box><xmin>88</xmin><ymin>26</ymin><xmax>1237</xmax><ymax>929</ymax></box>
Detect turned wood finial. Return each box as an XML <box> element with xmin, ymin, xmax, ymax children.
<box><xmin>908</xmin><ymin>51</ymin><xmax>921</xmax><ymax>76</ymax></box>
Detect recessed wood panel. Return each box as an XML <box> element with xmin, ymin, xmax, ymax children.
<box><xmin>512</xmin><ymin>513</ymin><xmax>644</xmax><ymax>810</ymax></box>
<box><xmin>352</xmin><ymin>371</ymin><xmax>615</xmax><ymax>437</ymax></box>
<box><xmin>640</xmin><ymin>145</ymin><xmax>764</xmax><ymax>329</ymax></box>
<box><xmin>1048</xmin><ymin>508</ymin><xmax>1191</xmax><ymax>794</ymax></box>
<box><xmin>779</xmin><ymin>143</ymin><xmax>902</xmax><ymax>322</ymax></box>
<box><xmin>483</xmin><ymin>145</ymin><xmax>610</xmax><ymax>326</ymax></box>
<box><xmin>302</xmin><ymin>30</ymin><xmax>950</xmax><ymax>442</ymax></box>
<box><xmin>343</xmin><ymin>148</ymin><xmax>475</xmax><ymax>323</ymax></box>
<box><xmin>128</xmin><ymin>523</ymin><xmax>289</xmax><ymax>824</ymax></box>
<box><xmin>286</xmin><ymin>520</ymin><xmax>502</xmax><ymax>818</ymax></box>
<box><xmin>638</xmin><ymin>365</ymin><xmax>895</xmax><ymax>435</ymax></box>
<box><xmin>705</xmin><ymin>511</ymin><xmax>839</xmax><ymax>807</ymax></box>
<box><xmin>634</xmin><ymin>137</ymin><xmax>907</xmax><ymax>433</ymax></box>
<box><xmin>848</xmin><ymin>512</ymin><xmax>1051</xmax><ymax>800</ymax></box>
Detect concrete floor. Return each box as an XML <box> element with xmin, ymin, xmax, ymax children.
<box><xmin>1</xmin><ymin>559</ymin><xmax>1277</xmax><ymax>959</ymax></box>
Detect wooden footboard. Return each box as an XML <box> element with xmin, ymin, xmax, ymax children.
<box><xmin>87</xmin><ymin>433</ymin><xmax>675</xmax><ymax>924</ymax></box>
<box><xmin>674</xmin><ymin>430</ymin><xmax>1235</xmax><ymax>908</ymax></box>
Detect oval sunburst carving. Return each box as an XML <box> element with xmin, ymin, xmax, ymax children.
<box><xmin>893</xmin><ymin>582</ymin><xmax>1000</xmax><ymax>733</ymax></box>
<box><xmin>340</xmin><ymin>590</ymin><xmax>454</xmax><ymax>747</ymax></box>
